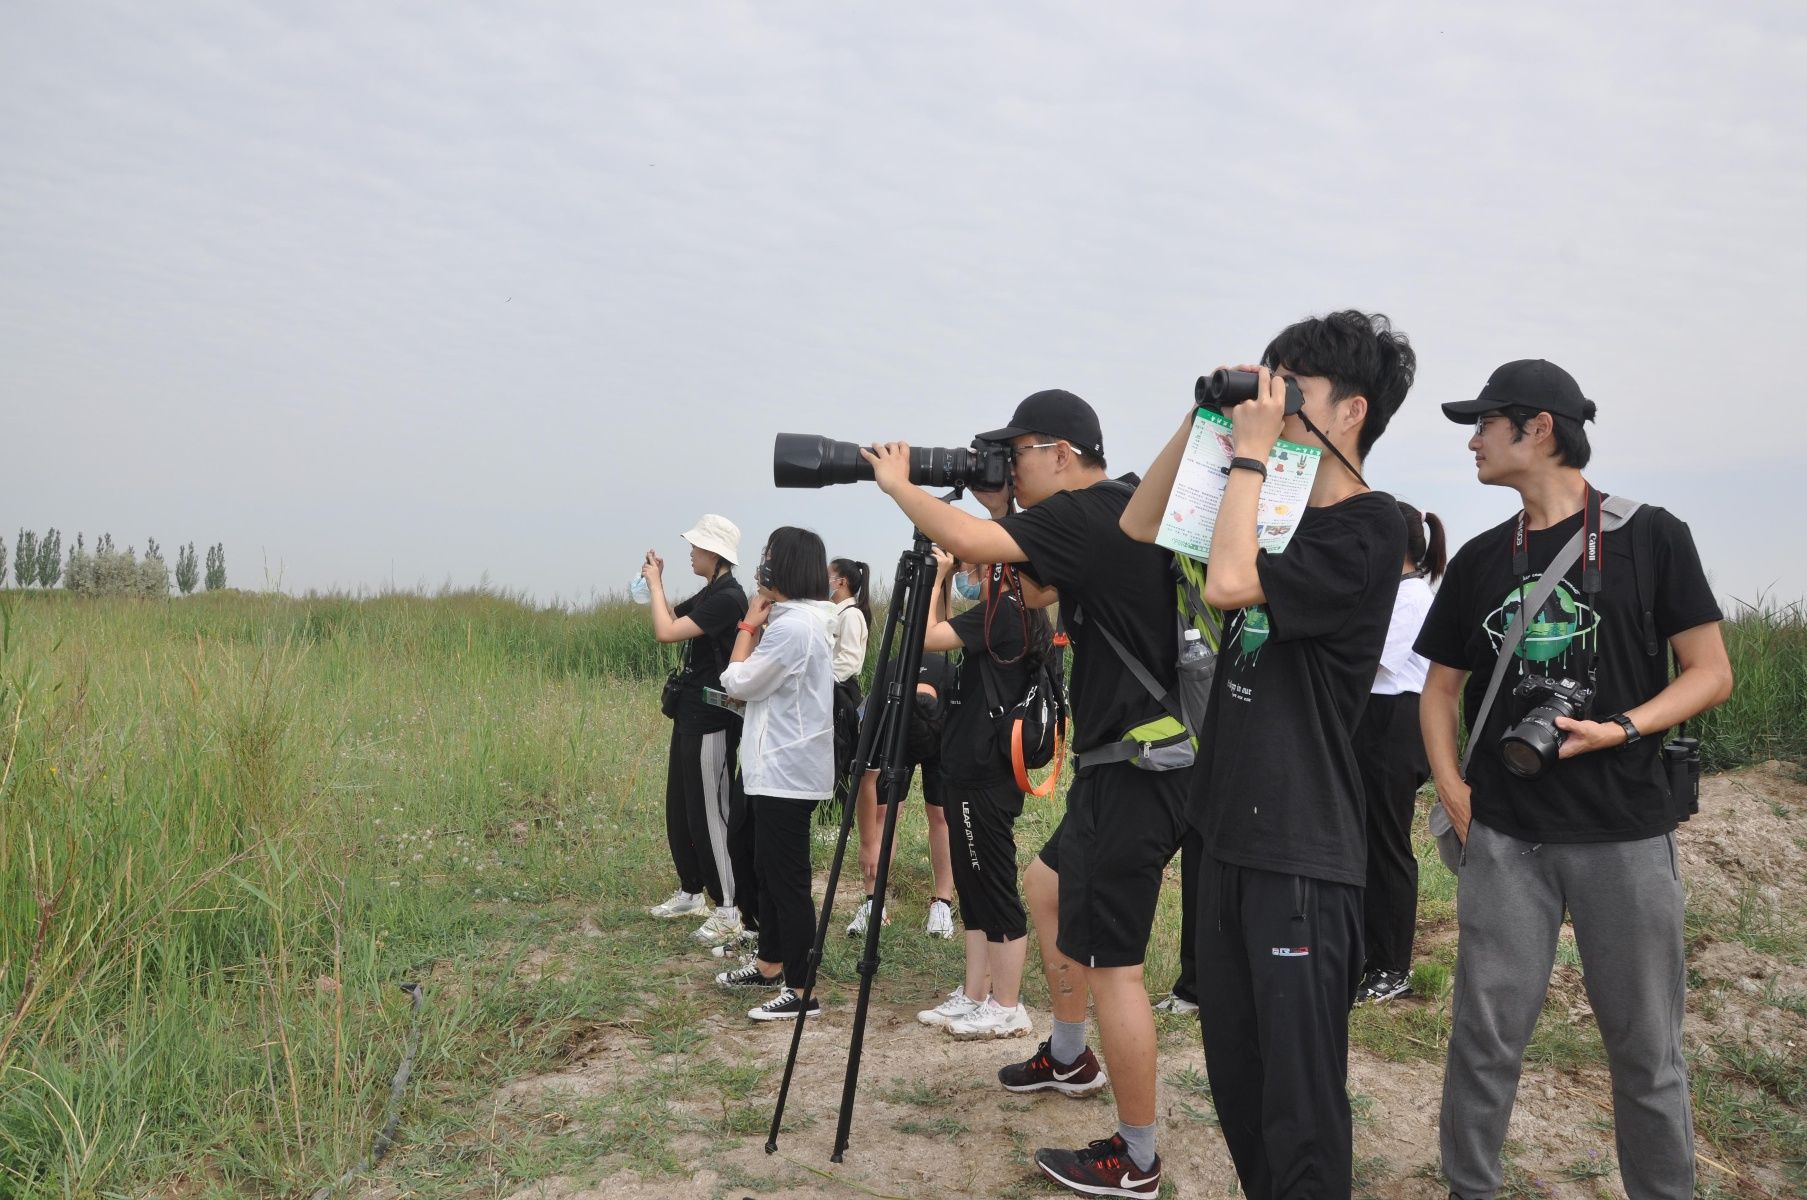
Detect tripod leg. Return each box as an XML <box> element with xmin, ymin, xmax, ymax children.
<box><xmin>765</xmin><ymin>553</ymin><xmax>912</xmax><ymax>1154</ymax></box>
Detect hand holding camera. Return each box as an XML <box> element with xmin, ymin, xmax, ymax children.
<box><xmin>860</xmin><ymin>441</ymin><xmax>916</xmax><ymax>497</ymax></box>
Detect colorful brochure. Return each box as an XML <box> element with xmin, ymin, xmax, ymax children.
<box><xmin>1155</xmin><ymin>407</ymin><xmax>1320</xmax><ymax>561</ymax></box>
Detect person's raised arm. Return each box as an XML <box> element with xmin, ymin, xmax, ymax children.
<box><xmin>1202</xmin><ymin>368</ymin><xmax>1287</xmax><ymax>610</ymax></box>
<box><xmin>1120</xmin><ymin>408</ymin><xmax>1197</xmax><ymax>544</ymax></box>
<box><xmin>643</xmin><ymin>551</ymin><xmax>705</xmax><ymax>642</ymax></box>
<box><xmin>863</xmin><ymin>443</ymin><xmax>1029</xmax><ymax>566</ymax></box>
<box><xmin>922</xmin><ymin>549</ymin><xmax>964</xmax><ymax>653</ymax></box>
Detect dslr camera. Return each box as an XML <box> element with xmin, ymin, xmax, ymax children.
<box><xmin>773</xmin><ymin>434</ymin><xmax>1011</xmax><ymax>492</ymax></box>
<box><xmin>1499</xmin><ymin>673</ymin><xmax>1595</xmax><ymax>779</ymax></box>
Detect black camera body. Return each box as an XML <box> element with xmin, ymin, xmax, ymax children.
<box><xmin>1499</xmin><ymin>673</ymin><xmax>1595</xmax><ymax>779</ymax></box>
<box><xmin>773</xmin><ymin>433</ymin><xmax>1011</xmax><ymax>492</ymax></box>
<box><xmin>1195</xmin><ymin>368</ymin><xmax>1307</xmax><ymax>415</ymax></box>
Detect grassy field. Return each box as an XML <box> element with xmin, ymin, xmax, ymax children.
<box><xmin>0</xmin><ymin>589</ymin><xmax>1802</xmax><ymax>1198</ymax></box>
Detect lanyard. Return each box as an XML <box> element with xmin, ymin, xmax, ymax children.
<box><xmin>1510</xmin><ymin>482</ymin><xmax>1604</xmax><ymax>678</ymax></box>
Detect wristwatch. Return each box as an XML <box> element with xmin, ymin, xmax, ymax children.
<box><xmin>1607</xmin><ymin>713</ymin><xmax>1641</xmax><ymax>748</ymax></box>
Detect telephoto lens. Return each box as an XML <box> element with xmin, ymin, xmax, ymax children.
<box><xmin>1195</xmin><ymin>369</ymin><xmax>1307</xmax><ymax>415</ymax></box>
<box><xmin>772</xmin><ymin>434</ymin><xmax>1012</xmax><ymax>491</ymax></box>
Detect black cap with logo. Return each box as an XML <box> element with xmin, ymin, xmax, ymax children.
<box><xmin>977</xmin><ymin>389</ymin><xmax>1105</xmax><ymax>459</ymax></box>
<box><xmin>1441</xmin><ymin>359</ymin><xmax>1598</xmax><ymax>424</ymax></box>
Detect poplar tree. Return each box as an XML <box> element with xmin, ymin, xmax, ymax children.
<box><xmin>175</xmin><ymin>542</ymin><xmax>199</xmax><ymax>595</ymax></box>
<box><xmin>37</xmin><ymin>529</ymin><xmax>62</xmax><ymax>589</ymax></box>
<box><xmin>205</xmin><ymin>543</ymin><xmax>226</xmax><ymax>591</ymax></box>
<box><xmin>14</xmin><ymin>530</ymin><xmax>37</xmax><ymax>587</ymax></box>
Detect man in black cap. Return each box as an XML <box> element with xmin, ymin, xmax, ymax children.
<box><xmin>1415</xmin><ymin>359</ymin><xmax>1733</xmax><ymax>1199</ymax></box>
<box><xmin>865</xmin><ymin>388</ymin><xmax>1189</xmax><ymax>1199</ymax></box>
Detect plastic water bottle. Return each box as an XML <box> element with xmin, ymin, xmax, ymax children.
<box><xmin>1176</xmin><ymin>626</ymin><xmax>1216</xmax><ymax>732</ymax></box>
<box><xmin>628</xmin><ymin>575</ymin><xmax>652</xmax><ymax>605</ymax></box>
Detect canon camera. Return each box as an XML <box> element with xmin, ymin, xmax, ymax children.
<box><xmin>1499</xmin><ymin>673</ymin><xmax>1596</xmax><ymax>779</ymax></box>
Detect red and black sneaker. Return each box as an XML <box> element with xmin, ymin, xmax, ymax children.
<box><xmin>1034</xmin><ymin>1133</ymin><xmax>1161</xmax><ymax>1198</ymax></box>
<box><xmin>997</xmin><ymin>1038</ymin><xmax>1108</xmax><ymax>1097</ymax></box>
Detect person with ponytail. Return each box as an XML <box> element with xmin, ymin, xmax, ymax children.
<box><xmin>1351</xmin><ymin>501</ymin><xmax>1446</xmax><ymax>1005</ymax></box>
<box><xmin>828</xmin><ymin>558</ymin><xmax>872</xmax><ymax>812</ymax></box>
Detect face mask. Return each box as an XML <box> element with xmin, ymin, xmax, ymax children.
<box><xmin>953</xmin><ymin>571</ymin><xmax>981</xmax><ymax>602</ymax></box>
<box><xmin>628</xmin><ymin>575</ymin><xmax>652</xmax><ymax>605</ymax></box>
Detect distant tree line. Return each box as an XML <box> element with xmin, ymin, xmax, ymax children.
<box><xmin>3</xmin><ymin>529</ymin><xmax>225</xmax><ymax>596</ymax></box>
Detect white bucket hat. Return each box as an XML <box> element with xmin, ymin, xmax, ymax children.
<box><xmin>680</xmin><ymin>514</ymin><xmax>741</xmax><ymax>565</ymax></box>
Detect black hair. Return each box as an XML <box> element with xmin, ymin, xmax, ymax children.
<box><xmin>1502</xmin><ymin>406</ymin><xmax>1592</xmax><ymax>470</ymax></box>
<box><xmin>1397</xmin><ymin>501</ymin><xmax>1447</xmax><ymax>583</ymax></box>
<box><xmin>761</xmin><ymin>527</ymin><xmax>830</xmax><ymax>601</ymax></box>
<box><xmin>830</xmin><ymin>557</ymin><xmax>872</xmax><ymax>627</ymax></box>
<box><xmin>1261</xmin><ymin>310</ymin><xmax>1417</xmax><ymax>458</ymax></box>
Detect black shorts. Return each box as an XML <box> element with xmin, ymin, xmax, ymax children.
<box><xmin>1037</xmin><ymin>763</ymin><xmax>1188</xmax><ymax>969</ymax></box>
<box><xmin>945</xmin><ymin>777</ymin><xmax>1027</xmax><ymax>941</ymax></box>
<box><xmin>870</xmin><ymin>756</ymin><xmax>946</xmax><ymax>808</ymax></box>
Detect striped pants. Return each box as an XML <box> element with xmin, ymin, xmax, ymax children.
<box><xmin>665</xmin><ymin>727</ymin><xmax>750</xmax><ymax>910</ymax></box>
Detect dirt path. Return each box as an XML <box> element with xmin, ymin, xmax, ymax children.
<box><xmin>472</xmin><ymin>762</ymin><xmax>1807</xmax><ymax>1199</ymax></box>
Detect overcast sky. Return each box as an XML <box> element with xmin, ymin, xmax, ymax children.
<box><xmin>6</xmin><ymin>2</ymin><xmax>1804</xmax><ymax>611</ymax></box>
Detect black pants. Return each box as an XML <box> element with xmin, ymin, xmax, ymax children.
<box><xmin>1197</xmin><ymin>856</ymin><xmax>1363</xmax><ymax>1199</ymax></box>
<box><xmin>664</xmin><ymin>727</ymin><xmax>743</xmax><ymax>905</ymax></box>
<box><xmin>1172</xmin><ymin>829</ymin><xmax>1200</xmax><ymax>1004</ymax></box>
<box><xmin>944</xmin><ymin>777</ymin><xmax>1027</xmax><ymax>942</ymax></box>
<box><xmin>1355</xmin><ymin>691</ymin><xmax>1429</xmax><ymax>974</ymax></box>
<box><xmin>753</xmin><ymin>794</ymin><xmax>818</xmax><ymax>988</ymax></box>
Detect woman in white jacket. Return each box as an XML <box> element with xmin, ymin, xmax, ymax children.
<box><xmin>715</xmin><ymin>526</ymin><xmax>838</xmax><ymax>1021</ymax></box>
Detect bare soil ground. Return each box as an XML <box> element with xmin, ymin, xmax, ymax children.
<box><xmin>399</xmin><ymin>763</ymin><xmax>1807</xmax><ymax>1199</ymax></box>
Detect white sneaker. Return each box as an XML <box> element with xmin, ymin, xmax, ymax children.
<box><xmin>1153</xmin><ymin>993</ymin><xmax>1199</xmax><ymax>1014</ymax></box>
<box><xmin>647</xmin><ymin>889</ymin><xmax>705</xmax><ymax>919</ymax></box>
<box><xmin>916</xmin><ymin>985</ymin><xmax>982</xmax><ymax>1027</ymax></box>
<box><xmin>924</xmin><ymin>898</ymin><xmax>956</xmax><ymax>939</ymax></box>
<box><xmin>948</xmin><ymin>997</ymin><xmax>1034</xmax><ymax>1040</ymax></box>
<box><xmin>709</xmin><ymin>930</ymin><xmax>757</xmax><ymax>958</ymax></box>
<box><xmin>692</xmin><ymin>909</ymin><xmax>744</xmax><ymax>945</ymax></box>
<box><xmin>846</xmin><ymin>897</ymin><xmax>888</xmax><ymax>938</ymax></box>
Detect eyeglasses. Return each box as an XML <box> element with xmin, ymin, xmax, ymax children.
<box><xmin>1009</xmin><ymin>441</ymin><xmax>1061</xmax><ymax>461</ymax></box>
<box><xmin>1472</xmin><ymin>416</ymin><xmax>1507</xmax><ymax>437</ymax></box>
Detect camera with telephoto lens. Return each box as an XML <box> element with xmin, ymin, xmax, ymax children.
<box><xmin>1196</xmin><ymin>368</ymin><xmax>1307</xmax><ymax>415</ymax></box>
<box><xmin>1499</xmin><ymin>673</ymin><xmax>1596</xmax><ymax>779</ymax></box>
<box><xmin>772</xmin><ymin>433</ymin><xmax>1012</xmax><ymax>491</ymax></box>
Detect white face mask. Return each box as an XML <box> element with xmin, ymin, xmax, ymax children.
<box><xmin>953</xmin><ymin>571</ymin><xmax>981</xmax><ymax>602</ymax></box>
<box><xmin>629</xmin><ymin>575</ymin><xmax>652</xmax><ymax>604</ymax></box>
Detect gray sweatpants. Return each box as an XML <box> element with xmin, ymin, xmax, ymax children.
<box><xmin>1441</xmin><ymin>820</ymin><xmax>1693</xmax><ymax>1200</ymax></box>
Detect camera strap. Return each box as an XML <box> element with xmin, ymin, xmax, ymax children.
<box><xmin>1462</xmin><ymin>492</ymin><xmax>1642</xmax><ymax>778</ymax></box>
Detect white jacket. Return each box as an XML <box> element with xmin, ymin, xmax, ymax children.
<box><xmin>831</xmin><ymin>597</ymin><xmax>869</xmax><ymax>683</ymax></box>
<box><xmin>719</xmin><ymin>600</ymin><xmax>838</xmax><ymax>800</ymax></box>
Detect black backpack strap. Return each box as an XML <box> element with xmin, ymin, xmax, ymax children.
<box><xmin>1632</xmin><ymin>504</ymin><xmax>1661</xmax><ymax>657</ymax></box>
<box><xmin>1075</xmin><ymin>606</ymin><xmax>1184</xmax><ymax>727</ymax></box>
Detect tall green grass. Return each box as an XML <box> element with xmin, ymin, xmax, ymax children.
<box><xmin>0</xmin><ymin>587</ymin><xmax>1799</xmax><ymax>1197</ymax></box>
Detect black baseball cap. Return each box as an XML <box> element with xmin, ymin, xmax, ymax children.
<box><xmin>1441</xmin><ymin>359</ymin><xmax>1598</xmax><ymax>424</ymax></box>
<box><xmin>977</xmin><ymin>389</ymin><xmax>1105</xmax><ymax>460</ymax></box>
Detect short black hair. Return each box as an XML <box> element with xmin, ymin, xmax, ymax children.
<box><xmin>1502</xmin><ymin>406</ymin><xmax>1592</xmax><ymax>469</ymax></box>
<box><xmin>1262</xmin><ymin>310</ymin><xmax>1417</xmax><ymax>457</ymax></box>
<box><xmin>762</xmin><ymin>527</ymin><xmax>829</xmax><ymax>601</ymax></box>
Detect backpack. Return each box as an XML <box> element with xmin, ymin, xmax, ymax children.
<box><xmin>977</xmin><ymin>620</ymin><xmax>1070</xmax><ymax>797</ymax></box>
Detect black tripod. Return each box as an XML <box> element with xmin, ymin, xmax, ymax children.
<box><xmin>766</xmin><ymin>507</ymin><xmax>950</xmax><ymax>1162</ymax></box>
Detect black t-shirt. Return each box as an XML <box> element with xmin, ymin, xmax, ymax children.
<box><xmin>1415</xmin><ymin>502</ymin><xmax>1722</xmax><ymax>843</ymax></box>
<box><xmin>673</xmin><ymin>574</ymin><xmax>749</xmax><ymax>734</ymax></box>
<box><xmin>1193</xmin><ymin>492</ymin><xmax>1407</xmax><ymax>887</ymax></box>
<box><xmin>941</xmin><ymin>591</ymin><xmax>1033</xmax><ymax>786</ymax></box>
<box><xmin>1003</xmin><ymin>475</ymin><xmax>1176</xmax><ymax>755</ymax></box>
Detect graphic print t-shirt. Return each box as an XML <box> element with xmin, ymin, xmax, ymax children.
<box><xmin>1415</xmin><ymin>502</ymin><xmax>1722</xmax><ymax>843</ymax></box>
<box><xmin>673</xmin><ymin>574</ymin><xmax>749</xmax><ymax>734</ymax></box>
<box><xmin>941</xmin><ymin>588</ymin><xmax>1033</xmax><ymax>787</ymax></box>
<box><xmin>1002</xmin><ymin>476</ymin><xmax>1177</xmax><ymax>755</ymax></box>
<box><xmin>1192</xmin><ymin>492</ymin><xmax>1407</xmax><ymax>886</ymax></box>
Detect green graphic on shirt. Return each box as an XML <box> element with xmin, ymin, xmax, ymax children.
<box><xmin>1485</xmin><ymin>579</ymin><xmax>1601</xmax><ymax>665</ymax></box>
<box><xmin>1235</xmin><ymin>607</ymin><xmax>1271</xmax><ymax>667</ymax></box>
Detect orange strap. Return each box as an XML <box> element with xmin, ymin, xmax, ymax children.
<box><xmin>1011</xmin><ymin>713</ymin><xmax>1066</xmax><ymax>798</ymax></box>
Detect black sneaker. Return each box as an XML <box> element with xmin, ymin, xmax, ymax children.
<box><xmin>1034</xmin><ymin>1133</ymin><xmax>1160</xmax><ymax>1198</ymax></box>
<box><xmin>748</xmin><ymin>987</ymin><xmax>822</xmax><ymax>1021</ymax></box>
<box><xmin>715</xmin><ymin>961</ymin><xmax>783</xmax><ymax>988</ymax></box>
<box><xmin>997</xmin><ymin>1038</ymin><xmax>1108</xmax><ymax>1097</ymax></box>
<box><xmin>1356</xmin><ymin>968</ymin><xmax>1413</xmax><ymax>1005</ymax></box>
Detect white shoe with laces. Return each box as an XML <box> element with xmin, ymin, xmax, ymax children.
<box><xmin>924</xmin><ymin>897</ymin><xmax>956</xmax><ymax>939</ymax></box>
<box><xmin>947</xmin><ymin>997</ymin><xmax>1034</xmax><ymax>1040</ymax></box>
<box><xmin>846</xmin><ymin>897</ymin><xmax>888</xmax><ymax>937</ymax></box>
<box><xmin>647</xmin><ymin>889</ymin><xmax>705</xmax><ymax>919</ymax></box>
<box><xmin>916</xmin><ymin>985</ymin><xmax>982</xmax><ymax>1028</ymax></box>
<box><xmin>692</xmin><ymin>908</ymin><xmax>744</xmax><ymax>945</ymax></box>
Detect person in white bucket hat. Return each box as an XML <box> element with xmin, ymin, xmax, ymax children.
<box><xmin>642</xmin><ymin>514</ymin><xmax>754</xmax><ymax>950</ymax></box>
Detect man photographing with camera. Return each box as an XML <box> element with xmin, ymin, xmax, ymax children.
<box><xmin>864</xmin><ymin>388</ymin><xmax>1190</xmax><ymax>1199</ymax></box>
<box><xmin>1415</xmin><ymin>359</ymin><xmax>1733</xmax><ymax>1200</ymax></box>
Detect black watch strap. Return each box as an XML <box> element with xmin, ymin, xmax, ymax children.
<box><xmin>1609</xmin><ymin>713</ymin><xmax>1641</xmax><ymax>747</ymax></box>
<box><xmin>1229</xmin><ymin>456</ymin><xmax>1268</xmax><ymax>479</ymax></box>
